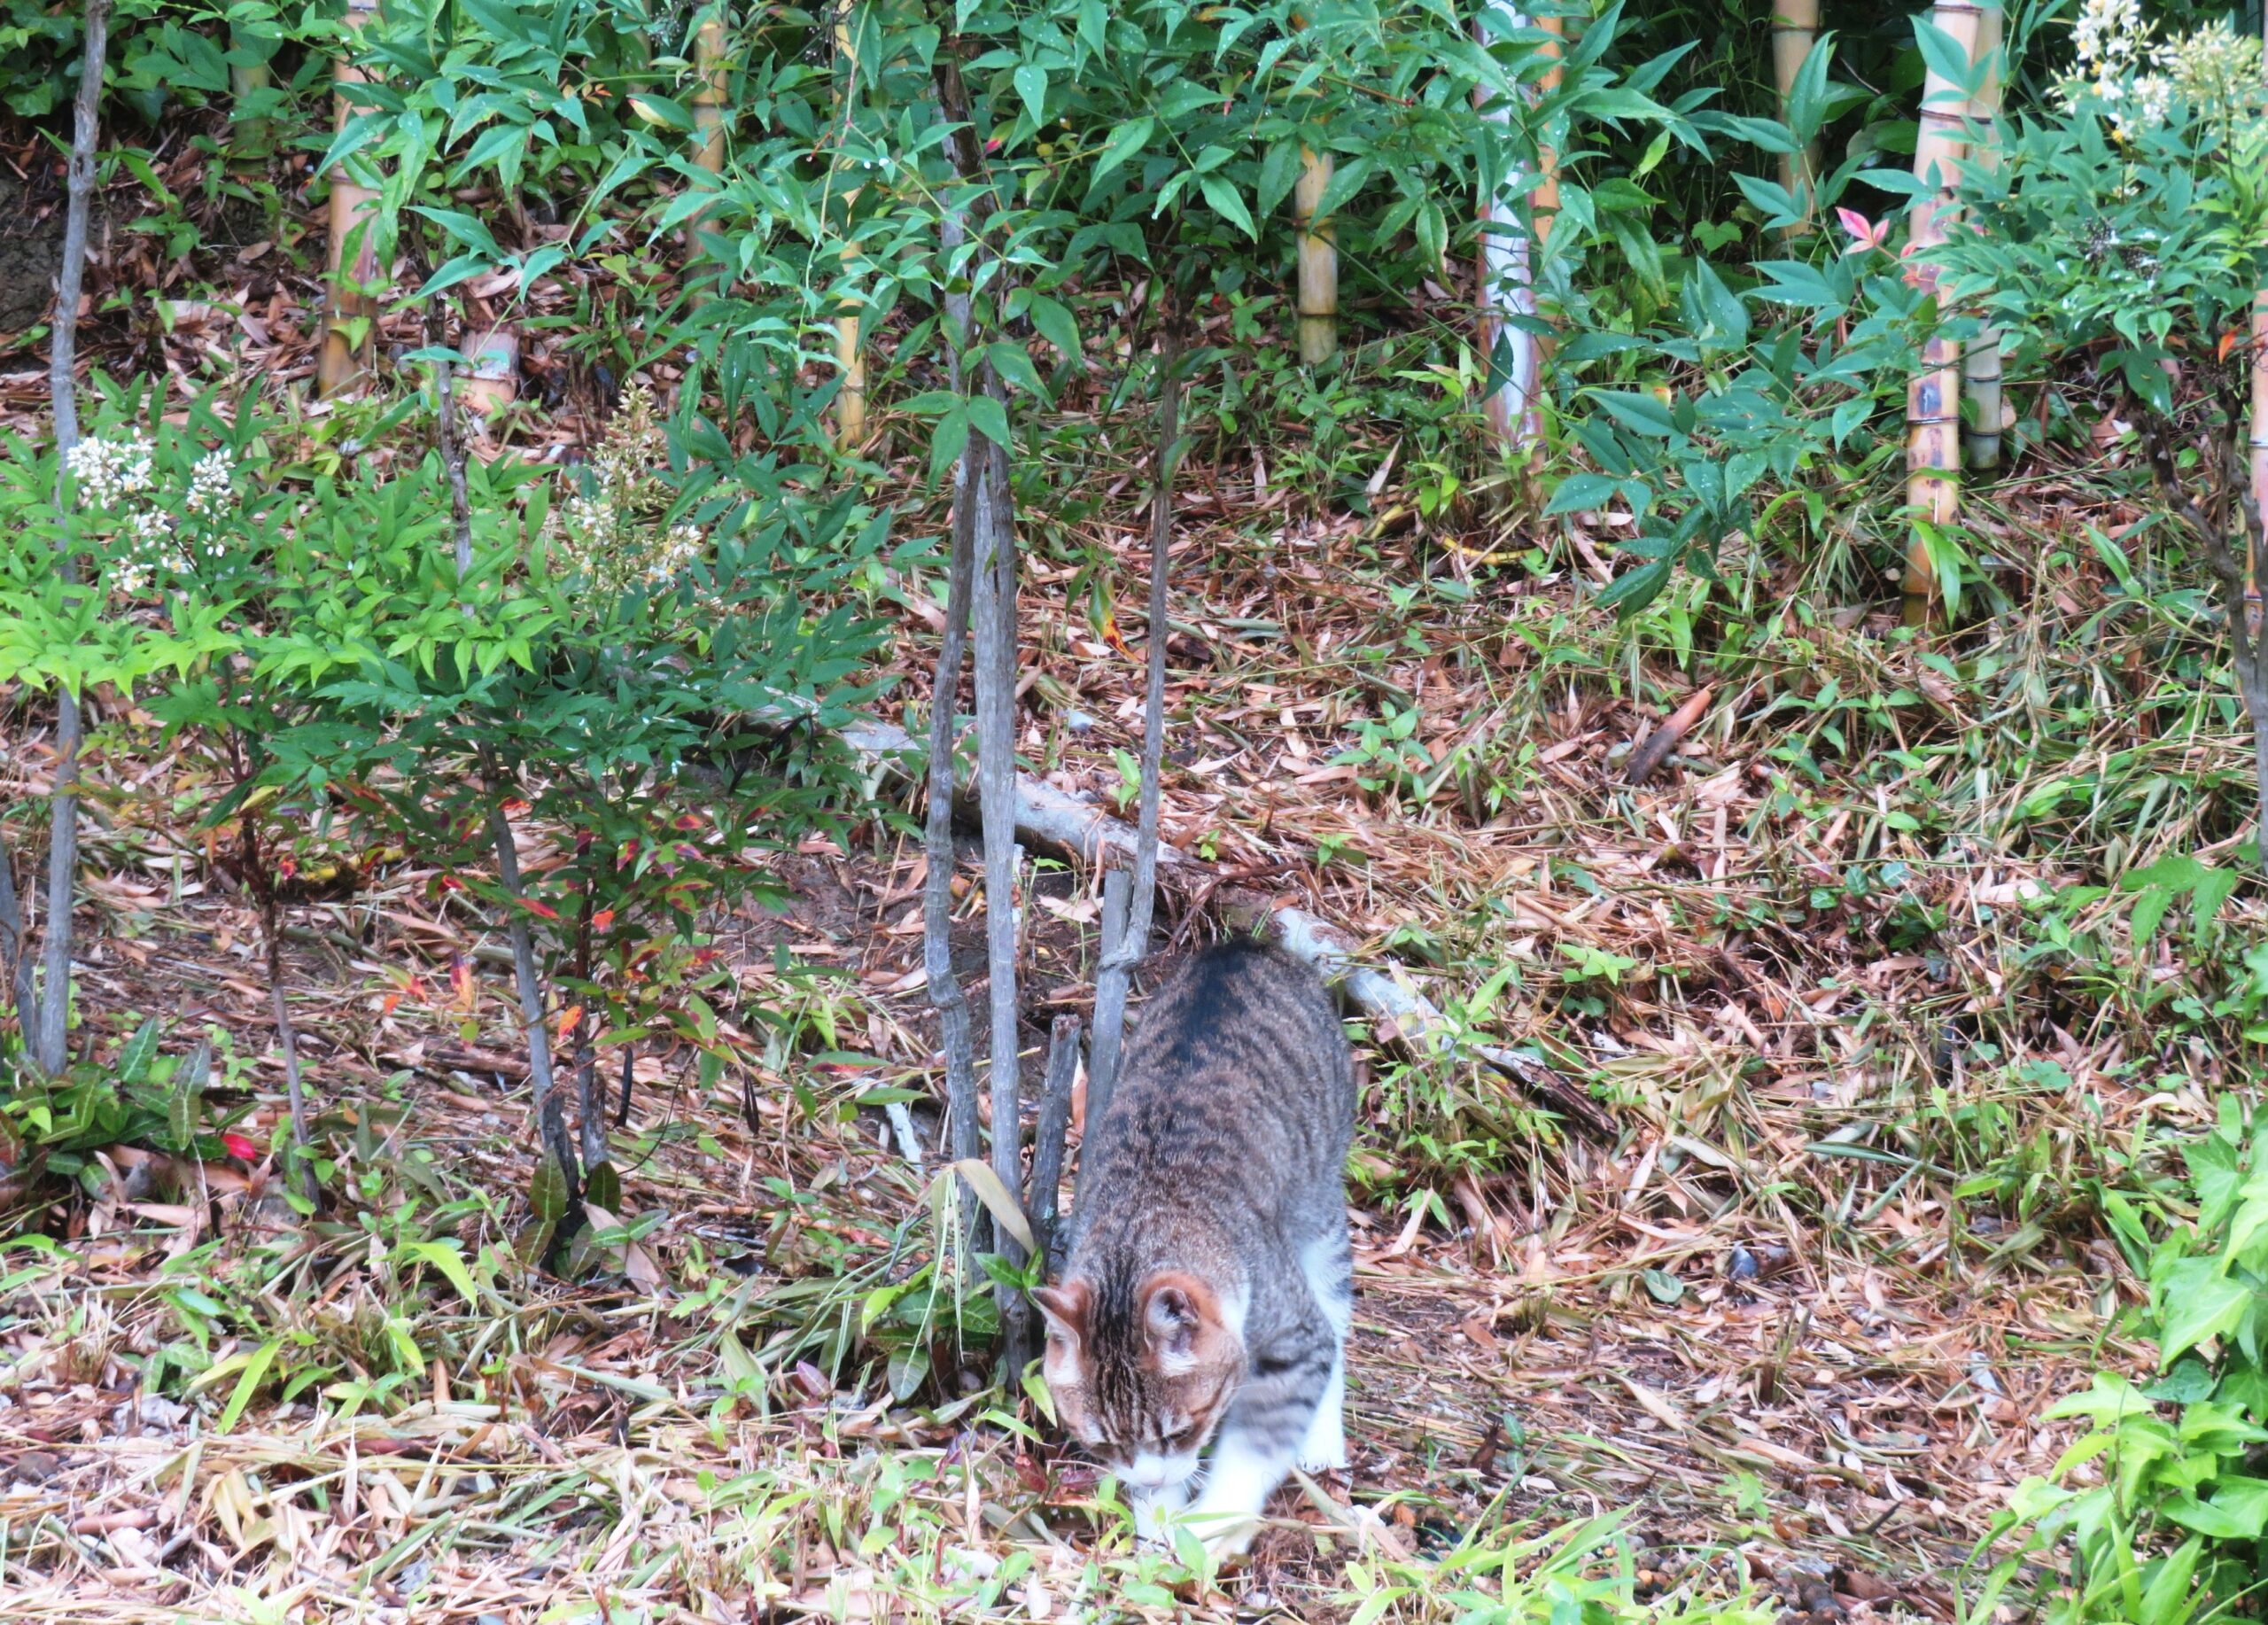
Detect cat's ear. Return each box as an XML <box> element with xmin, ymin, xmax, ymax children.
<box><xmin>1140</xmin><ymin>1273</ymin><xmax>1222</xmax><ymax>1375</ymax></box>
<box><xmin>1033</xmin><ymin>1280</ymin><xmax>1091</xmax><ymax>1384</ymax></box>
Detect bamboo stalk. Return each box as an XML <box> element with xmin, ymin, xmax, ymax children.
<box><xmin>1900</xmin><ymin>1</ymin><xmax>1984</xmax><ymax>626</ymax></box>
<box><xmin>683</xmin><ymin>7</ymin><xmax>729</xmax><ymax>303</ymax></box>
<box><xmin>1771</xmin><ymin>0</ymin><xmax>1820</xmax><ymax>229</ymax></box>
<box><xmin>1474</xmin><ymin>8</ymin><xmax>1558</xmax><ymax>454</ymax></box>
<box><xmin>316</xmin><ymin>0</ymin><xmax>383</xmax><ymax>398</ymax></box>
<box><xmin>1294</xmin><ymin>148</ymin><xmax>1337</xmax><ymax>364</ymax></box>
<box><xmin>832</xmin><ymin>12</ymin><xmax>866</xmax><ymax>447</ymax></box>
<box><xmin>1960</xmin><ymin>4</ymin><xmax>2004</xmax><ymax>470</ymax></box>
<box><xmin>229</xmin><ymin>27</ymin><xmax>274</xmax><ymax>159</ymax></box>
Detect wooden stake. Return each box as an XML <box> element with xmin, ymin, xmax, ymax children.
<box><xmin>316</xmin><ymin>0</ymin><xmax>383</xmax><ymax>398</ymax></box>
<box><xmin>1901</xmin><ymin>1</ymin><xmax>1984</xmax><ymax>626</ymax></box>
<box><xmin>1960</xmin><ymin>4</ymin><xmax>2004</xmax><ymax>471</ymax></box>
<box><xmin>2254</xmin><ymin>0</ymin><xmax>2268</xmax><ymax>579</ymax></box>
<box><xmin>1771</xmin><ymin>0</ymin><xmax>1820</xmax><ymax>229</ymax></box>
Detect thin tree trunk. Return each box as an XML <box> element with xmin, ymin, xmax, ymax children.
<box><xmin>487</xmin><ymin>796</ymin><xmax>580</xmax><ymax>1220</ymax></box>
<box><xmin>1960</xmin><ymin>4</ymin><xmax>2004</xmax><ymax>470</ymax></box>
<box><xmin>928</xmin><ymin>209</ymin><xmax>983</xmax><ymax>1191</ymax></box>
<box><xmin>1771</xmin><ymin>0</ymin><xmax>1821</xmax><ymax>230</ymax></box>
<box><xmin>317</xmin><ymin>0</ymin><xmax>383</xmax><ymax>397</ymax></box>
<box><xmin>1085</xmin><ymin>315</ymin><xmax>1183</xmax><ymax>1133</ymax></box>
<box><xmin>1028</xmin><ymin>1015</ymin><xmax>1079</xmax><ymax>1272</ymax></box>
<box><xmin>35</xmin><ymin>0</ymin><xmax>111</xmax><ymax>1077</ymax></box>
<box><xmin>0</xmin><ymin>845</ymin><xmax>30</xmax><ymax>1041</ymax></box>
<box><xmin>229</xmin><ymin>27</ymin><xmax>274</xmax><ymax>160</ymax></box>
<box><xmin>245</xmin><ymin>820</ymin><xmax>318</xmax><ymax>1209</ymax></box>
<box><xmin>971</xmin><ymin>385</ymin><xmax>1025</xmax><ymax>1371</ymax></box>
<box><xmin>1901</xmin><ymin>1</ymin><xmax>1984</xmax><ymax>626</ymax></box>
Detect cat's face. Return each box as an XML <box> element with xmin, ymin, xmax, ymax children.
<box><xmin>1032</xmin><ymin>1273</ymin><xmax>1243</xmax><ymax>1492</ymax></box>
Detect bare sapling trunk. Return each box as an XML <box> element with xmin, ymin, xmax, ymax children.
<box><xmin>1771</xmin><ymin>0</ymin><xmax>1821</xmax><ymax>230</ymax></box>
<box><xmin>35</xmin><ymin>0</ymin><xmax>112</xmax><ymax>1077</ymax></box>
<box><xmin>1085</xmin><ymin>314</ymin><xmax>1183</xmax><ymax>1135</ymax></box>
<box><xmin>1960</xmin><ymin>4</ymin><xmax>2004</xmax><ymax>471</ymax></box>
<box><xmin>971</xmin><ymin>390</ymin><xmax>1025</xmax><ymax>1372</ymax></box>
<box><xmin>243</xmin><ymin>819</ymin><xmax>319</xmax><ymax>1209</ymax></box>
<box><xmin>317</xmin><ymin>0</ymin><xmax>383</xmax><ymax>397</ymax></box>
<box><xmin>927</xmin><ymin>206</ymin><xmax>983</xmax><ymax>1193</ymax></box>
<box><xmin>0</xmin><ymin>846</ymin><xmax>31</xmax><ymax>1039</ymax></box>
<box><xmin>487</xmin><ymin>796</ymin><xmax>582</xmax><ymax>1229</ymax></box>
<box><xmin>1901</xmin><ymin>0</ymin><xmax>1984</xmax><ymax>626</ymax></box>
<box><xmin>1028</xmin><ymin>1015</ymin><xmax>1079</xmax><ymax>1273</ymax></box>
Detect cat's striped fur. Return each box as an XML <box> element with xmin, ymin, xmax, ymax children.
<box><xmin>1036</xmin><ymin>939</ymin><xmax>1355</xmax><ymax>1557</ymax></box>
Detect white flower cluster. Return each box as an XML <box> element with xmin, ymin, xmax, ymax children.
<box><xmin>2067</xmin><ymin>2</ymin><xmax>2266</xmax><ymax>138</ymax></box>
<box><xmin>550</xmin><ymin>381</ymin><xmax>708</xmax><ymax>594</ymax></box>
<box><xmin>65</xmin><ymin>433</ymin><xmax>156</xmax><ymax>508</ymax></box>
<box><xmin>183</xmin><ymin>447</ymin><xmax>234</xmax><ymax>517</ymax></box>
<box><xmin>66</xmin><ymin>433</ymin><xmax>242</xmax><ymax>599</ymax></box>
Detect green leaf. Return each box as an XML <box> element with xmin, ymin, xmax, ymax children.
<box><xmin>1091</xmin><ymin>116</ymin><xmax>1155</xmax><ymax>185</ymax></box>
<box><xmin>217</xmin><ymin>1337</ymin><xmax>284</xmax><ymax>1434</ymax></box>
<box><xmin>530</xmin><ymin>1154</ymin><xmax>571</xmax><ymax>1223</ymax></box>
<box><xmin>1198</xmin><ymin>175</ymin><xmax>1258</xmax><ymax>240</ymax></box>
<box><xmin>1592</xmin><ymin>390</ymin><xmax>1677</xmax><ymax>438</ymax></box>
<box><xmin>1025</xmin><ymin>294</ymin><xmax>1081</xmax><ymax>366</ymax></box>
<box><xmin>1596</xmin><ymin>559</ymin><xmax>1672</xmax><ymax>616</ymax></box>
<box><xmin>967</xmin><ymin>393</ymin><xmax>1012</xmax><ymax>451</ymax></box>
<box><xmin>398</xmin><ymin>1239</ymin><xmax>485</xmax><ymax>1308</ymax></box>
<box><xmin>2158</xmin><ymin>1261</ymin><xmax>2251</xmax><ymax>1366</ymax></box>
<box><xmin>1257</xmin><ymin>140</ymin><xmax>1302</xmax><ymax>218</ymax></box>
<box><xmin>1014</xmin><ymin>63</ymin><xmax>1049</xmax><ymax>125</ymax></box>
<box><xmin>985</xmin><ymin>340</ymin><xmax>1052</xmax><ymax>402</ymax></box>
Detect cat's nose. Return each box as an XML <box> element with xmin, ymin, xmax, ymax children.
<box><xmin>1126</xmin><ymin>1460</ymin><xmax>1171</xmax><ymax>1489</ymax></box>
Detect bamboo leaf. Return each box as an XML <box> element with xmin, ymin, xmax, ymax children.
<box><xmin>948</xmin><ymin>1158</ymin><xmax>1035</xmax><ymax>1252</ymax></box>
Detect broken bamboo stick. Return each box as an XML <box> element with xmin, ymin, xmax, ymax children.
<box><xmin>1771</xmin><ymin>0</ymin><xmax>1820</xmax><ymax>230</ymax></box>
<box><xmin>317</xmin><ymin>0</ymin><xmax>384</xmax><ymax>398</ymax></box>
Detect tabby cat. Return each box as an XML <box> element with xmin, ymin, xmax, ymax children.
<box><xmin>1034</xmin><ymin>939</ymin><xmax>1355</xmax><ymax>1557</ymax></box>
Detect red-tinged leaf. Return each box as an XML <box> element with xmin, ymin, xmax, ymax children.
<box><xmin>221</xmin><ymin>1131</ymin><xmax>260</xmax><ymax>1160</ymax></box>
<box><xmin>2221</xmin><ymin>327</ymin><xmax>2246</xmax><ymax>362</ymax></box>
<box><xmin>557</xmin><ymin>1005</ymin><xmax>583</xmax><ymax>1043</ymax></box>
<box><xmin>438</xmin><ymin>873</ymin><xmax>466</xmax><ymax>892</ymax></box>
<box><xmin>519</xmin><ymin>897</ymin><xmax>562</xmax><ymax>921</ymax></box>
<box><xmin>590</xmin><ymin>908</ymin><xmax>617</xmax><ymax>932</ymax></box>
<box><xmin>277</xmin><ymin>856</ymin><xmax>298</xmax><ymax>879</ymax></box>
<box><xmin>450</xmin><ymin>955</ymin><xmax>476</xmax><ymax>1010</ymax></box>
<box><xmin>503</xmin><ymin>797</ymin><xmax>532</xmax><ymax>817</ymax></box>
<box><xmin>379</xmin><ymin>992</ymin><xmax>401</xmax><ymax>1015</ymax></box>
<box><xmin>1099</xmin><ymin>609</ymin><xmax>1133</xmax><ymax>660</ymax></box>
<box><xmin>673</xmin><ymin>812</ymin><xmax>705</xmax><ymax>832</ymax></box>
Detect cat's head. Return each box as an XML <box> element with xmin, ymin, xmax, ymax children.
<box><xmin>1032</xmin><ymin>1271</ymin><xmax>1244</xmax><ymax>1492</ymax></box>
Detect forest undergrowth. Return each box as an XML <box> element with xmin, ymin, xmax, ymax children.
<box><xmin>4</xmin><ymin>6</ymin><xmax>2268</xmax><ymax>1622</ymax></box>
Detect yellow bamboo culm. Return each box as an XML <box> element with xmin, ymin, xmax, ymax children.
<box><xmin>1901</xmin><ymin>0</ymin><xmax>1984</xmax><ymax>627</ymax></box>
<box><xmin>831</xmin><ymin>12</ymin><xmax>866</xmax><ymax>448</ymax></box>
<box><xmin>1294</xmin><ymin>149</ymin><xmax>1337</xmax><ymax>363</ymax></box>
<box><xmin>229</xmin><ymin>27</ymin><xmax>273</xmax><ymax>159</ymax></box>
<box><xmin>686</xmin><ymin>9</ymin><xmax>729</xmax><ymax>299</ymax></box>
<box><xmin>316</xmin><ymin>0</ymin><xmax>383</xmax><ymax>399</ymax></box>
<box><xmin>1770</xmin><ymin>0</ymin><xmax>1820</xmax><ymax>230</ymax></box>
<box><xmin>1961</xmin><ymin>4</ymin><xmax>2005</xmax><ymax>471</ymax></box>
